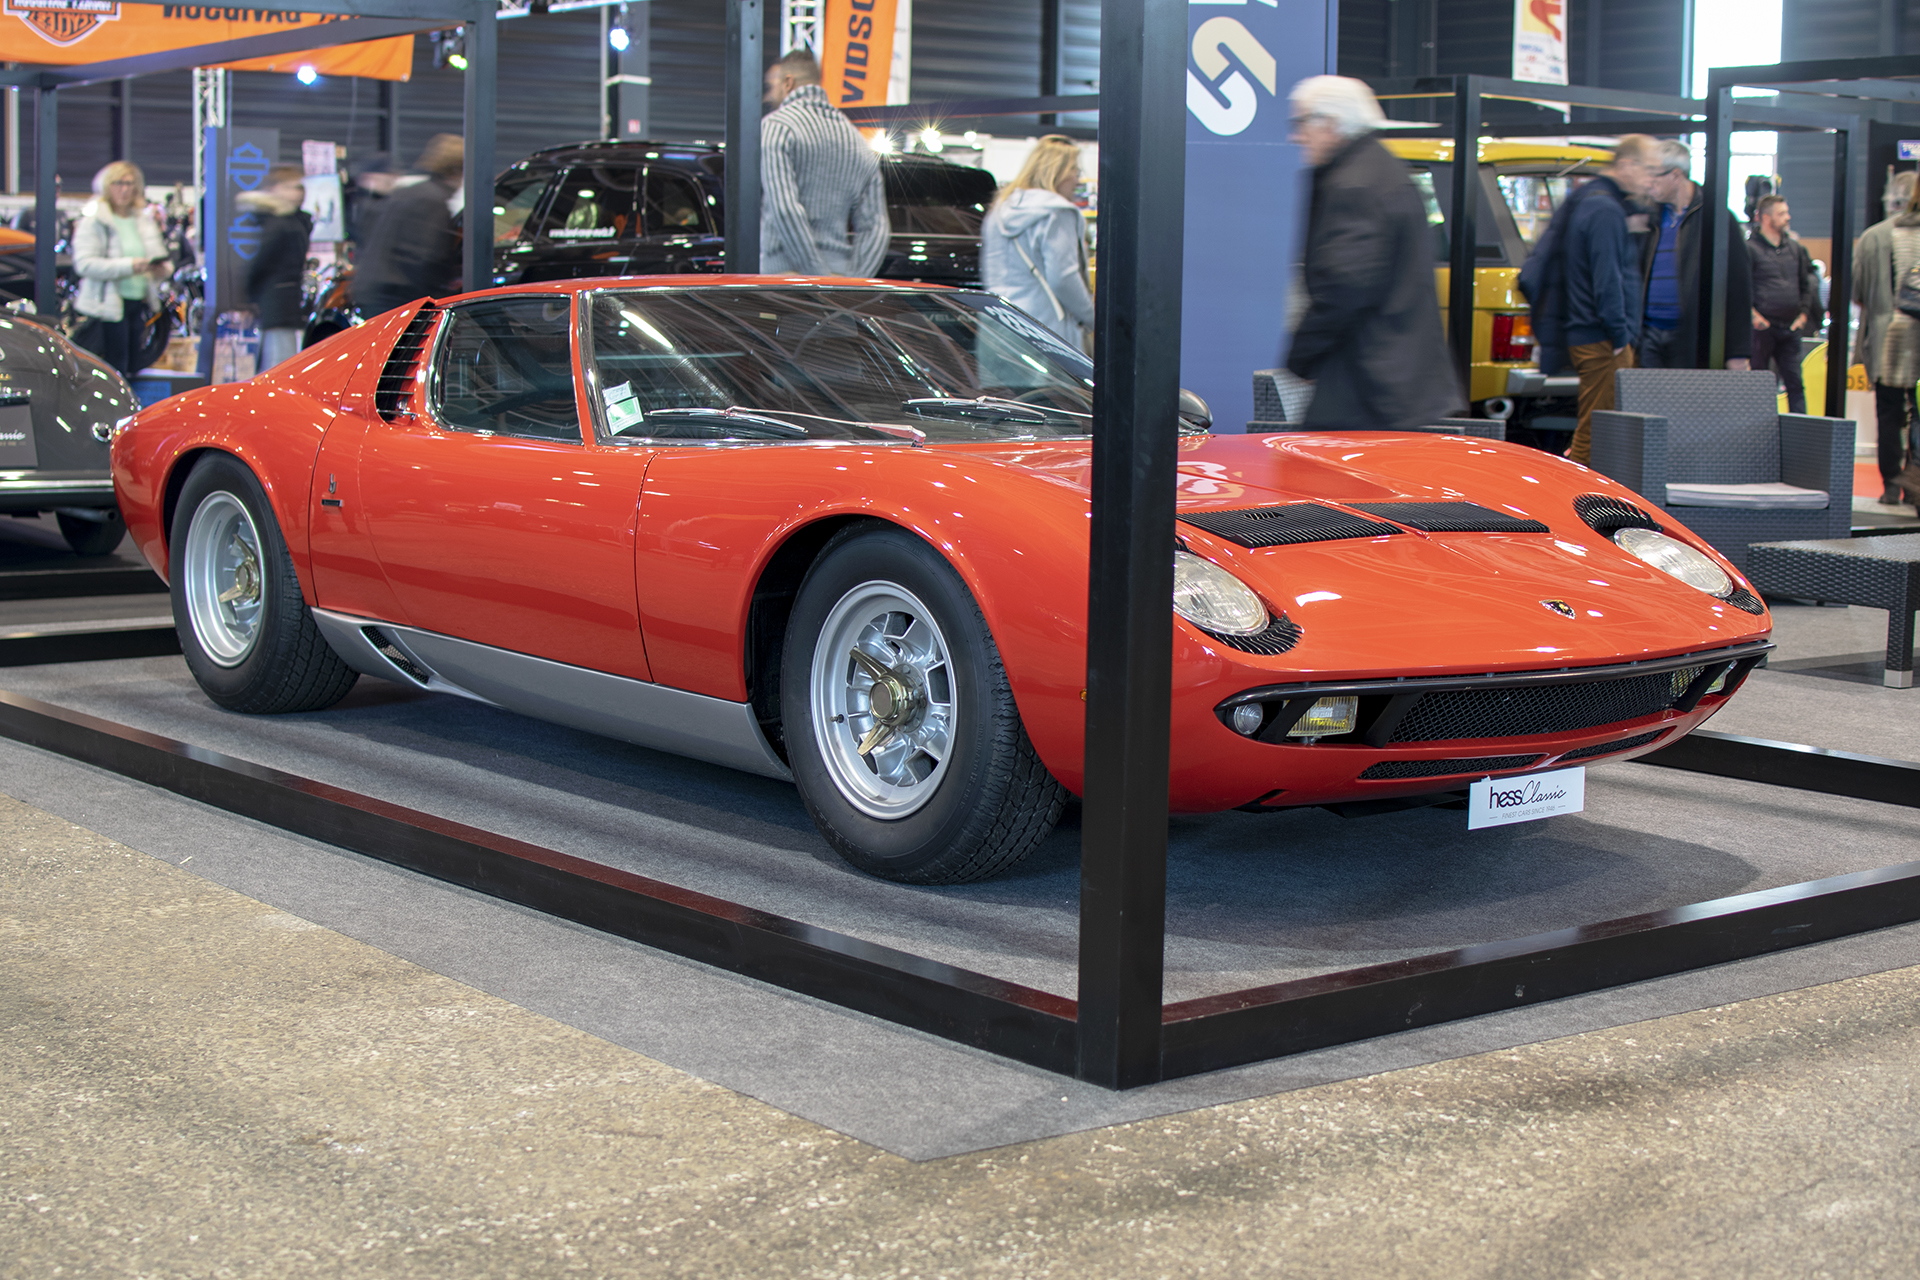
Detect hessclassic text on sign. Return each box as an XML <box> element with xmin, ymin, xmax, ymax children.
<box><xmin>1468</xmin><ymin>766</ymin><xmax>1585</xmax><ymax>829</ymax></box>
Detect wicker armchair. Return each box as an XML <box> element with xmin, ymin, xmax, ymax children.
<box><xmin>1588</xmin><ymin>368</ymin><xmax>1852</xmax><ymax>573</ymax></box>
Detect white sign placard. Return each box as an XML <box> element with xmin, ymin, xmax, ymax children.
<box><xmin>1512</xmin><ymin>0</ymin><xmax>1569</xmax><ymax>86</ymax></box>
<box><xmin>1468</xmin><ymin>766</ymin><xmax>1585</xmax><ymax>829</ymax></box>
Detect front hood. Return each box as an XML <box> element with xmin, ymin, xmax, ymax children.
<box><xmin>940</xmin><ymin>431</ymin><xmax>1770</xmax><ymax>677</ymax></box>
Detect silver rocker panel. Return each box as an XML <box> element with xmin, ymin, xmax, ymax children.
<box><xmin>311</xmin><ymin>609</ymin><xmax>791</xmax><ymax>781</ymax></box>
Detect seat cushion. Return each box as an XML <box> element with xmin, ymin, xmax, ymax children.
<box><xmin>1666</xmin><ymin>481</ymin><xmax>1829</xmax><ymax>510</ymax></box>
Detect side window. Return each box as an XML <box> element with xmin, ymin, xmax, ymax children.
<box><xmin>492</xmin><ymin>170</ymin><xmax>549</xmax><ymax>245</ymax></box>
<box><xmin>643</xmin><ymin>170</ymin><xmax>709</xmax><ymax>235</ymax></box>
<box><xmin>432</xmin><ymin>296</ymin><xmax>581</xmax><ymax>442</ymax></box>
<box><xmin>535</xmin><ymin>166</ymin><xmax>642</xmax><ymax>244</ymax></box>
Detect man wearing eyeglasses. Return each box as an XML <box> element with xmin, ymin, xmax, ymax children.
<box><xmin>1283</xmin><ymin>76</ymin><xmax>1460</xmax><ymax>430</ymax></box>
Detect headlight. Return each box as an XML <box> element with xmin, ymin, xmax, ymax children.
<box><xmin>1613</xmin><ymin>527</ymin><xmax>1733</xmax><ymax>598</ymax></box>
<box><xmin>1172</xmin><ymin>550</ymin><xmax>1268</xmax><ymax>635</ymax></box>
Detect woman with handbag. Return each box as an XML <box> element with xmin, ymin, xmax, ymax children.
<box><xmin>980</xmin><ymin>136</ymin><xmax>1095</xmax><ymax>351</ymax></box>
<box><xmin>1859</xmin><ymin>176</ymin><xmax>1920</xmax><ymax>506</ymax></box>
<box><xmin>72</xmin><ymin>161</ymin><xmax>170</xmax><ymax>378</ymax></box>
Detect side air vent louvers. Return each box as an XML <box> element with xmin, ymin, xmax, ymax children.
<box><xmin>1177</xmin><ymin>503</ymin><xmax>1402</xmax><ymax>548</ymax></box>
<box><xmin>1346</xmin><ymin>501</ymin><xmax>1551</xmax><ymax>534</ymax></box>
<box><xmin>1558</xmin><ymin>729</ymin><xmax>1669</xmax><ymax>762</ymax></box>
<box><xmin>374</xmin><ymin>304</ymin><xmax>439</xmax><ymax>424</ymax></box>
<box><xmin>1573</xmin><ymin>493</ymin><xmax>1663</xmax><ymax>537</ymax></box>
<box><xmin>1358</xmin><ymin>754</ymin><xmax>1542</xmax><ymax>780</ymax></box>
<box><xmin>1723</xmin><ymin>584</ymin><xmax>1766</xmax><ymax>615</ymax></box>
<box><xmin>364</xmin><ymin>627</ymin><xmax>432</xmax><ymax>685</ymax></box>
<box><xmin>1200</xmin><ymin>614</ymin><xmax>1303</xmax><ymax>656</ymax></box>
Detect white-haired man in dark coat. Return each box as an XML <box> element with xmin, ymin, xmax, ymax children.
<box><xmin>1283</xmin><ymin>75</ymin><xmax>1461</xmax><ymax>430</ymax></box>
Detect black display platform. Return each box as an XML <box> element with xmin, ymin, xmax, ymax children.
<box><xmin>2</xmin><ymin>655</ymin><xmax>1917</xmax><ymax>1086</ymax></box>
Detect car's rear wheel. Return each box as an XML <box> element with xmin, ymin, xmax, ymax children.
<box><xmin>171</xmin><ymin>454</ymin><xmax>358</xmax><ymax>714</ymax></box>
<box><xmin>781</xmin><ymin>525</ymin><xmax>1066</xmax><ymax>884</ymax></box>
<box><xmin>56</xmin><ymin>509</ymin><xmax>124</xmax><ymax>556</ymax></box>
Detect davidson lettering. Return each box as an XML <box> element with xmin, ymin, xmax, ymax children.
<box><xmin>1489</xmin><ymin>779</ymin><xmax>1570</xmax><ymax>808</ymax></box>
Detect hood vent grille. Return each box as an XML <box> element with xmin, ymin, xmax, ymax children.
<box><xmin>1573</xmin><ymin>493</ymin><xmax>1662</xmax><ymax>537</ymax></box>
<box><xmin>1346</xmin><ymin>501</ymin><xmax>1550</xmax><ymax>534</ymax></box>
<box><xmin>1177</xmin><ymin>503</ymin><xmax>1402</xmax><ymax>548</ymax></box>
<box><xmin>374</xmin><ymin>304</ymin><xmax>439</xmax><ymax>424</ymax></box>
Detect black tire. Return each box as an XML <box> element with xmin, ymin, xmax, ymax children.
<box><xmin>781</xmin><ymin>524</ymin><xmax>1066</xmax><ymax>884</ymax></box>
<box><xmin>56</xmin><ymin>509</ymin><xmax>125</xmax><ymax>556</ymax></box>
<box><xmin>133</xmin><ymin>306</ymin><xmax>174</xmax><ymax>373</ymax></box>
<box><xmin>170</xmin><ymin>454</ymin><xmax>358</xmax><ymax>714</ymax></box>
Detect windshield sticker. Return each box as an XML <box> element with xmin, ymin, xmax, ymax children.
<box><xmin>602</xmin><ymin>381</ymin><xmax>632</xmax><ymax>405</ymax></box>
<box><xmin>606</xmin><ymin>398</ymin><xmax>647</xmax><ymax>431</ymax></box>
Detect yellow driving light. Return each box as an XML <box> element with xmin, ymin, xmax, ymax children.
<box><xmin>1286</xmin><ymin>696</ymin><xmax>1359</xmax><ymax>738</ymax></box>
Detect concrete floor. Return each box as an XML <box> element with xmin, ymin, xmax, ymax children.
<box><xmin>5</xmin><ymin>793</ymin><xmax>1918</xmax><ymax>1278</ymax></box>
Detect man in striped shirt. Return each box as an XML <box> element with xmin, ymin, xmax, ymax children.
<box><xmin>761</xmin><ymin>50</ymin><xmax>890</xmax><ymax>277</ymax></box>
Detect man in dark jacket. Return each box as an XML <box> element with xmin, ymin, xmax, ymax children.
<box><xmin>1637</xmin><ymin>138</ymin><xmax>1753</xmax><ymax>373</ymax></box>
<box><xmin>1746</xmin><ymin>194</ymin><xmax>1822</xmax><ymax>414</ymax></box>
<box><xmin>239</xmin><ymin>164</ymin><xmax>312</xmax><ymax>372</ymax></box>
<box><xmin>351</xmin><ymin>134</ymin><xmax>463</xmax><ymax>318</ymax></box>
<box><xmin>1550</xmin><ymin>135</ymin><xmax>1659</xmax><ymax>466</ymax></box>
<box><xmin>1283</xmin><ymin>76</ymin><xmax>1460</xmax><ymax>430</ymax></box>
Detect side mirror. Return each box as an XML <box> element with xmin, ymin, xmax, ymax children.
<box><xmin>1177</xmin><ymin>388</ymin><xmax>1212</xmax><ymax>433</ymax></box>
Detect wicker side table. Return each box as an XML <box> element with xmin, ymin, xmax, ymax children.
<box><xmin>1746</xmin><ymin>535</ymin><xmax>1920</xmax><ymax>688</ymax></box>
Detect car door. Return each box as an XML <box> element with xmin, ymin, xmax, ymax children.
<box><xmin>353</xmin><ymin>294</ymin><xmax>653</xmax><ymax>679</ymax></box>
<box><xmin>637</xmin><ymin>167</ymin><xmax>726</xmax><ymax>274</ymax></box>
<box><xmin>519</xmin><ymin>164</ymin><xmax>648</xmax><ymax>282</ymax></box>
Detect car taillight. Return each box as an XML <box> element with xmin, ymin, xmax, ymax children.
<box><xmin>1491</xmin><ymin>312</ymin><xmax>1535</xmax><ymax>362</ymax></box>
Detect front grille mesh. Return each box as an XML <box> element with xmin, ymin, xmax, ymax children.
<box><xmin>1347</xmin><ymin>501</ymin><xmax>1551</xmax><ymax>534</ymax></box>
<box><xmin>1359</xmin><ymin>754</ymin><xmax>1542</xmax><ymax>780</ymax></box>
<box><xmin>374</xmin><ymin>304</ymin><xmax>438</xmax><ymax>423</ymax></box>
<box><xmin>1388</xmin><ymin>668</ymin><xmax>1702</xmax><ymax>743</ymax></box>
<box><xmin>1558</xmin><ymin>729</ymin><xmax>1669</xmax><ymax>762</ymax></box>
<box><xmin>1177</xmin><ymin>503</ymin><xmax>1402</xmax><ymax>548</ymax></box>
<box><xmin>1200</xmin><ymin>614</ymin><xmax>1303</xmax><ymax>656</ymax></box>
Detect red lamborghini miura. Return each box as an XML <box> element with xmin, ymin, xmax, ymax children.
<box><xmin>112</xmin><ymin>278</ymin><xmax>1772</xmax><ymax>882</ymax></box>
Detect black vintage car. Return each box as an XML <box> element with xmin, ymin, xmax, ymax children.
<box><xmin>0</xmin><ymin>311</ymin><xmax>138</xmax><ymax>554</ymax></box>
<box><xmin>308</xmin><ymin>142</ymin><xmax>997</xmax><ymax>343</ymax></box>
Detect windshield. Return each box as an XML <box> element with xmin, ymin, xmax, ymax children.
<box><xmin>587</xmin><ymin>286</ymin><xmax>1097</xmax><ymax>443</ymax></box>
<box><xmin>1498</xmin><ymin>170</ymin><xmax>1597</xmax><ymax>251</ymax></box>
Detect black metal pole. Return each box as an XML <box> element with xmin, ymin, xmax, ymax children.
<box><xmin>724</xmin><ymin>0</ymin><xmax>763</xmax><ymax>273</ymax></box>
<box><xmin>33</xmin><ymin>85</ymin><xmax>56</xmax><ymax>319</ymax></box>
<box><xmin>1826</xmin><ymin>118</ymin><xmax>1856</xmax><ymax>418</ymax></box>
<box><xmin>1075</xmin><ymin>0</ymin><xmax>1185</xmax><ymax>1091</ymax></box>
<box><xmin>1446</xmin><ymin>75</ymin><xmax>1480</xmax><ymax>402</ymax></box>
<box><xmin>461</xmin><ymin>0</ymin><xmax>496</xmax><ymax>293</ymax></box>
<box><xmin>1699</xmin><ymin>80</ymin><xmax>1734</xmax><ymax>369</ymax></box>
<box><xmin>1040</xmin><ymin>0</ymin><xmax>1062</xmax><ymax>127</ymax></box>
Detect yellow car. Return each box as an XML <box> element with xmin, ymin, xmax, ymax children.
<box><xmin>1386</xmin><ymin>139</ymin><xmax>1612</xmax><ymax>430</ymax></box>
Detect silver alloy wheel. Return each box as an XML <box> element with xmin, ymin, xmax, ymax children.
<box><xmin>809</xmin><ymin>580</ymin><xmax>957</xmax><ymax>820</ymax></box>
<box><xmin>182</xmin><ymin>490</ymin><xmax>265</xmax><ymax>667</ymax></box>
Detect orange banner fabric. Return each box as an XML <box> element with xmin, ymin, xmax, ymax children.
<box><xmin>820</xmin><ymin>0</ymin><xmax>896</xmax><ymax>110</ymax></box>
<box><xmin>2</xmin><ymin>1</ymin><xmax>414</xmax><ymax>80</ymax></box>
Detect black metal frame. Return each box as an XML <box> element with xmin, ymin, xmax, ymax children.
<box><xmin>1698</xmin><ymin>57</ymin><xmax>1920</xmax><ymax>378</ymax></box>
<box><xmin>2</xmin><ymin>0</ymin><xmax>494</xmax><ymax>319</ymax></box>
<box><xmin>1362</xmin><ymin>75</ymin><xmax>1862</xmax><ymax>415</ymax></box>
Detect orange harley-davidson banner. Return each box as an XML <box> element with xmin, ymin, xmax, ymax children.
<box><xmin>2</xmin><ymin>0</ymin><xmax>414</xmax><ymax>80</ymax></box>
<box><xmin>820</xmin><ymin>0</ymin><xmax>896</xmax><ymax>109</ymax></box>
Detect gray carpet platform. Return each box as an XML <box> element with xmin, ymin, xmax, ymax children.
<box><xmin>3</xmin><ymin>636</ymin><xmax>1917</xmax><ymax>1159</ymax></box>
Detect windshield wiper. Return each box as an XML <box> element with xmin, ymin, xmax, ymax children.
<box><xmin>902</xmin><ymin>395</ymin><xmax>1085</xmax><ymax>426</ymax></box>
<box><xmin>627</xmin><ymin>406</ymin><xmax>809</xmax><ymax>440</ymax></box>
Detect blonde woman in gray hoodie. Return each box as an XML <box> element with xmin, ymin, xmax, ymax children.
<box><xmin>980</xmin><ymin>136</ymin><xmax>1095</xmax><ymax>349</ymax></box>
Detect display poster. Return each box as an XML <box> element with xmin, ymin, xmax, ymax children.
<box><xmin>821</xmin><ymin>0</ymin><xmax>902</xmax><ymax>109</ymax></box>
<box><xmin>1183</xmin><ymin>0</ymin><xmax>1330</xmax><ymax>432</ymax></box>
<box><xmin>1512</xmin><ymin>0</ymin><xmax>1569</xmax><ymax>86</ymax></box>
<box><xmin>0</xmin><ymin>0</ymin><xmax>413</xmax><ymax>79</ymax></box>
<box><xmin>200</xmin><ymin>125</ymin><xmax>279</xmax><ymax>378</ymax></box>
<box><xmin>302</xmin><ymin>140</ymin><xmax>344</xmax><ymax>244</ymax></box>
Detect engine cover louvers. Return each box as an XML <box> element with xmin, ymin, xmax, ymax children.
<box><xmin>1345</xmin><ymin>501</ymin><xmax>1551</xmax><ymax>534</ymax></box>
<box><xmin>1176</xmin><ymin>503</ymin><xmax>1402</xmax><ymax>548</ymax></box>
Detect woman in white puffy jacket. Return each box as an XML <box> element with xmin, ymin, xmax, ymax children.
<box><xmin>72</xmin><ymin>160</ymin><xmax>169</xmax><ymax>376</ymax></box>
<box><xmin>979</xmin><ymin>136</ymin><xmax>1095</xmax><ymax>349</ymax></box>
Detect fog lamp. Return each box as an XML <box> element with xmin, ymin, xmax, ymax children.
<box><xmin>1229</xmin><ymin>704</ymin><xmax>1264</xmax><ymax>736</ymax></box>
<box><xmin>1286</xmin><ymin>696</ymin><xmax>1358</xmax><ymax>738</ymax></box>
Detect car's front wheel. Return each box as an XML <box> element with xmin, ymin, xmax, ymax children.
<box><xmin>781</xmin><ymin>525</ymin><xmax>1066</xmax><ymax>884</ymax></box>
<box><xmin>170</xmin><ymin>453</ymin><xmax>358</xmax><ymax>714</ymax></box>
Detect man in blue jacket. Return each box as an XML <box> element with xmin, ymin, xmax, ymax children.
<box><xmin>1560</xmin><ymin>135</ymin><xmax>1661</xmax><ymax>465</ymax></box>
